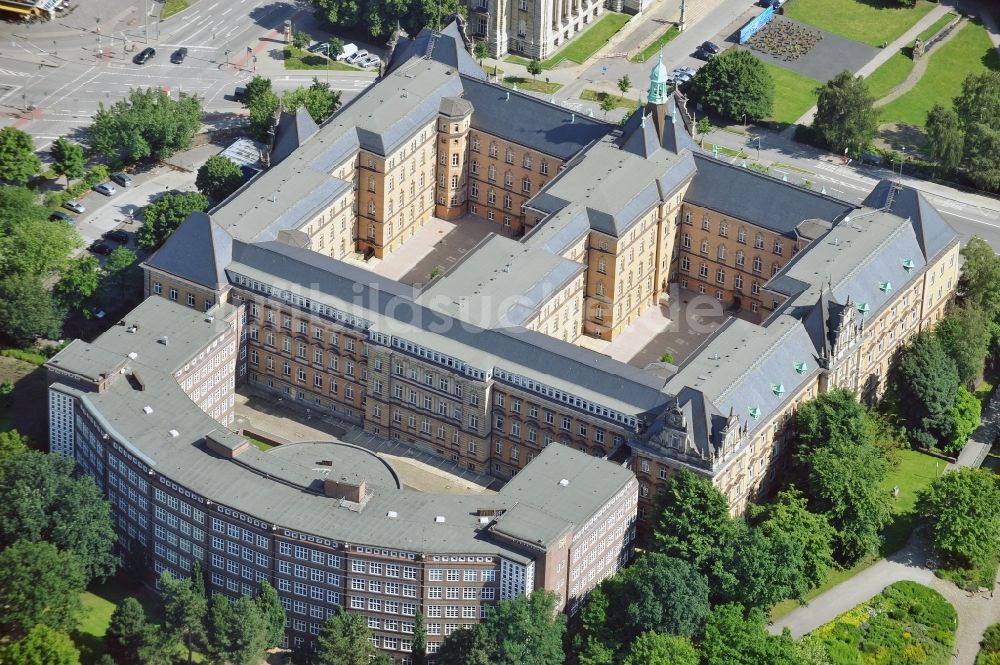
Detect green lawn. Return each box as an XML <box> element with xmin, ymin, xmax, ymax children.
<box><xmin>916</xmin><ymin>11</ymin><xmax>957</xmax><ymax>43</ymax></box>
<box><xmin>865</xmin><ymin>49</ymin><xmax>914</xmax><ymax>100</ymax></box>
<box><xmin>879</xmin><ymin>19</ymin><xmax>1000</xmax><ymax>128</ymax></box>
<box><xmin>75</xmin><ymin>578</ymin><xmax>163</xmax><ymax>664</ymax></box>
<box><xmin>244</xmin><ymin>433</ymin><xmax>275</xmax><ymax>452</ymax></box>
<box><xmin>504</xmin><ymin>76</ymin><xmax>563</xmax><ymax>94</ymax></box>
<box><xmin>762</xmin><ymin>62</ymin><xmax>819</xmax><ymax>125</ymax></box>
<box><xmin>507</xmin><ymin>12</ymin><xmax>629</xmax><ymax>69</ymax></box>
<box><xmin>772</xmin><ymin>449</ymin><xmax>941</xmax><ymax>621</ymax></box>
<box><xmin>160</xmin><ymin>0</ymin><xmax>190</xmax><ymax>19</ymax></box>
<box><xmin>783</xmin><ymin>0</ymin><xmax>936</xmax><ymax>47</ymax></box>
<box><xmin>283</xmin><ymin>47</ymin><xmax>361</xmax><ymax>71</ymax></box>
<box><xmin>630</xmin><ymin>25</ymin><xmax>680</xmax><ymax>63</ymax></box>
<box><xmin>580</xmin><ymin>88</ymin><xmax>635</xmax><ymax>110</ymax></box>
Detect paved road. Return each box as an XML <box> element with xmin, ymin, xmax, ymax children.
<box><xmin>772</xmin><ymin>535</ymin><xmax>1000</xmax><ymax>665</ymax></box>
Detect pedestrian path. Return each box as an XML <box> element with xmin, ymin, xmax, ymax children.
<box><xmin>875</xmin><ymin>16</ymin><xmax>964</xmax><ymax>107</ymax></box>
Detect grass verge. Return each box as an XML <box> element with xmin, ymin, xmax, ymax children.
<box><xmin>507</xmin><ymin>12</ymin><xmax>629</xmax><ymax>69</ymax></box>
<box><xmin>866</xmin><ymin>49</ymin><xmax>915</xmax><ymax>100</ymax></box>
<box><xmin>244</xmin><ymin>433</ymin><xmax>276</xmax><ymax>452</ymax></box>
<box><xmin>761</xmin><ymin>62</ymin><xmax>819</xmax><ymax>125</ymax></box>
<box><xmin>783</xmin><ymin>0</ymin><xmax>936</xmax><ymax>48</ymax></box>
<box><xmin>503</xmin><ymin>76</ymin><xmax>562</xmax><ymax>94</ymax></box>
<box><xmin>580</xmin><ymin>88</ymin><xmax>635</xmax><ymax>110</ymax></box>
<box><xmin>74</xmin><ymin>578</ymin><xmax>163</xmax><ymax>664</ymax></box>
<box><xmin>630</xmin><ymin>25</ymin><xmax>680</xmax><ymax>63</ymax></box>
<box><xmin>283</xmin><ymin>47</ymin><xmax>361</xmax><ymax>71</ymax></box>
<box><xmin>160</xmin><ymin>0</ymin><xmax>190</xmax><ymax>20</ymax></box>
<box><xmin>879</xmin><ymin>19</ymin><xmax>1000</xmax><ymax>128</ymax></box>
<box><xmin>917</xmin><ymin>11</ymin><xmax>957</xmax><ymax>43</ymax></box>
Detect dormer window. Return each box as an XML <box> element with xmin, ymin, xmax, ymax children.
<box><xmin>901</xmin><ymin>258</ymin><xmax>915</xmax><ymax>271</ymax></box>
<box><xmin>857</xmin><ymin>302</ymin><xmax>870</xmax><ymax>314</ymax></box>
<box><xmin>771</xmin><ymin>383</ymin><xmax>785</xmax><ymax>397</ymax></box>
<box><xmin>879</xmin><ymin>281</ymin><xmax>892</xmax><ymax>293</ymax></box>
<box><xmin>748</xmin><ymin>406</ymin><xmax>761</xmax><ymax>419</ymax></box>
<box><xmin>794</xmin><ymin>362</ymin><xmax>808</xmax><ymax>375</ymax></box>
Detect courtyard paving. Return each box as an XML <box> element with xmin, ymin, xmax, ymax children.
<box><xmin>742</xmin><ymin>18</ymin><xmax>878</xmax><ymax>83</ymax></box>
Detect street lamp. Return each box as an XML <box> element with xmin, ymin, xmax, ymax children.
<box><xmin>750</xmin><ymin>135</ymin><xmax>761</xmax><ymax>161</ymax></box>
<box><xmin>52</xmin><ymin>39</ymin><xmax>57</xmax><ymax>56</ymax></box>
<box><xmin>225</xmin><ymin>49</ymin><xmax>231</xmax><ymax>67</ymax></box>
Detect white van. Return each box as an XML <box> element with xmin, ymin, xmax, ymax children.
<box><xmin>338</xmin><ymin>43</ymin><xmax>358</xmax><ymax>61</ymax></box>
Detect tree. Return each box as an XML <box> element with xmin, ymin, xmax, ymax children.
<box><xmin>54</xmin><ymin>255</ymin><xmax>101</xmax><ymax>314</ymax></box>
<box><xmin>436</xmin><ymin>625</ymin><xmax>494</xmax><ymax>665</ymax></box>
<box><xmin>0</xmin><ymin>429</ymin><xmax>29</xmax><ymax>461</ymax></box>
<box><xmin>794</xmin><ymin>388</ymin><xmax>873</xmax><ymax>457</ymax></box>
<box><xmin>328</xmin><ymin>37</ymin><xmax>344</xmax><ymax>59</ymax></box>
<box><xmin>485</xmin><ymin>590</ymin><xmax>566</xmax><ymax>665</ymax></box>
<box><xmin>958</xmin><ymin>237</ymin><xmax>1000</xmax><ymax>318</ymax></box>
<box><xmin>255</xmin><ymin>580</ymin><xmax>286</xmax><ymax>650</ymax></box>
<box><xmin>617</xmin><ymin>74</ymin><xmax>631</xmax><ymax>96</ymax></box>
<box><xmin>243</xmin><ymin>75</ymin><xmax>274</xmax><ymax>108</ymax></box>
<box><xmin>953</xmin><ymin>71</ymin><xmax>1000</xmax><ymax>192</ymax></box>
<box><xmin>811</xmin><ymin>71</ymin><xmax>877</xmax><ymax>154</ymax></box>
<box><xmin>49</xmin><ymin>137</ymin><xmax>87</xmax><ymax>184</ymax></box>
<box><xmin>895</xmin><ymin>331</ymin><xmax>959</xmax><ymax>449</ymax></box>
<box><xmin>248</xmin><ymin>89</ymin><xmax>280</xmax><ymax>141</ymax></box>
<box><xmin>621</xmin><ymin>631</ymin><xmax>698</xmax><ymax>665</ymax></box>
<box><xmin>925</xmin><ymin>104</ymin><xmax>964</xmax><ymax>172</ymax></box>
<box><xmin>292</xmin><ymin>29</ymin><xmax>312</xmax><ymax>50</ymax></box>
<box><xmin>0</xmin><ymin>540</ymin><xmax>86</xmax><ymax>636</ymax></box>
<box><xmin>755</xmin><ymin>489</ymin><xmax>835</xmax><ymax>592</ymax></box>
<box><xmin>316</xmin><ymin>608</ymin><xmax>380</xmax><ymax>665</ymax></box>
<box><xmin>0</xmin><ymin>449</ymin><xmax>117</xmax><ymax>581</ymax></box>
<box><xmin>715</xmin><ymin>526</ymin><xmax>807</xmax><ymax>610</ymax></box>
<box><xmin>701</xmin><ymin>604</ymin><xmax>799</xmax><ymax>665</ymax></box>
<box><xmin>0</xmin><ymin>126</ymin><xmax>41</xmax><ymax>183</ymax></box>
<box><xmin>0</xmin><ymin>624</ymin><xmax>81</xmax><ymax>665</ymax></box>
<box><xmin>90</xmin><ymin>88</ymin><xmax>203</xmax><ymax>164</ymax></box>
<box><xmin>0</xmin><ymin>203</ymin><xmax>82</xmax><ymax>278</ymax></box>
<box><xmin>689</xmin><ymin>49</ymin><xmax>774</xmax><ymax>121</ymax></box>
<box><xmin>572</xmin><ymin>586</ymin><xmax>619</xmax><ymax>664</ymax></box>
<box><xmin>203</xmin><ymin>593</ymin><xmax>234</xmax><ymax>664</ymax></box>
<box><xmin>196</xmin><ymin>155</ymin><xmax>244</xmax><ymax>203</ymax></box>
<box><xmin>936</xmin><ymin>303</ymin><xmax>991</xmax><ymax>387</ymax></box>
<box><xmin>600</xmin><ymin>94</ymin><xmax>616</xmax><ymax>119</ymax></box>
<box><xmin>305</xmin><ymin>0</ymin><xmax>463</xmax><ymax>40</ymax></box>
<box><xmin>159</xmin><ymin>571</ymin><xmax>206</xmax><ymax>664</ymax></box>
<box><xmin>946</xmin><ymin>386</ymin><xmax>982</xmax><ymax>455</ymax></box>
<box><xmin>474</xmin><ymin>40</ymin><xmax>489</xmax><ymax>66</ymax></box>
<box><xmin>106</xmin><ymin>597</ymin><xmax>151</xmax><ymax>665</ymax></box>
<box><xmin>527</xmin><ymin>58</ymin><xmax>542</xmax><ymax>80</ymax></box>
<box><xmin>103</xmin><ymin>247</ymin><xmax>139</xmax><ymax>303</ymax></box>
<box><xmin>225</xmin><ymin>597</ymin><xmax>269</xmax><ymax>665</ymax></box>
<box><xmin>918</xmin><ymin>467</ymin><xmax>1000</xmax><ymax>568</ymax></box>
<box><xmin>411</xmin><ymin>608</ymin><xmax>427</xmax><ymax>665</ymax></box>
<box><xmin>612</xmin><ymin>553</ymin><xmax>711</xmax><ymax>640</ymax></box>
<box><xmin>282</xmin><ymin>78</ymin><xmax>342</xmax><ymax>123</ymax></box>
<box><xmin>137</xmin><ymin>191</ymin><xmax>210</xmax><ymax>251</ymax></box>
<box><xmin>0</xmin><ymin>274</ymin><xmax>65</xmax><ymax>346</ymax></box>
<box><xmin>653</xmin><ymin>469</ymin><xmax>736</xmax><ymax>575</ymax></box>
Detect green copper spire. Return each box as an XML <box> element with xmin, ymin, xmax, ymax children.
<box><xmin>648</xmin><ymin>52</ymin><xmax>669</xmax><ymax>105</ymax></box>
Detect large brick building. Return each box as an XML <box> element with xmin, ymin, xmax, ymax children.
<box><xmin>47</xmin><ymin>22</ymin><xmax>959</xmax><ymax>662</ymax></box>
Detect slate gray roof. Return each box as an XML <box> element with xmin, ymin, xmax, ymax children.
<box><xmin>686</xmin><ymin>153</ymin><xmax>854</xmax><ymax>237</ymax></box>
<box><xmin>461</xmin><ymin>76</ymin><xmax>610</xmax><ymax>159</ymax></box>
<box><xmin>271</xmin><ymin>107</ymin><xmax>320</xmax><ymax>165</ymax></box>
<box><xmin>144</xmin><ymin>212</ymin><xmax>232</xmax><ymax>289</ymax></box>
<box><xmin>389</xmin><ymin>22</ymin><xmax>486</xmax><ymax>80</ymax></box>
<box><xmin>862</xmin><ymin>180</ymin><xmax>957</xmax><ymax>260</ymax></box>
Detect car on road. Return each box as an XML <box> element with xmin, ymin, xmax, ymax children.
<box><xmin>337</xmin><ymin>43</ymin><xmax>358</xmax><ymax>61</ymax></box>
<box><xmin>170</xmin><ymin>47</ymin><xmax>188</xmax><ymax>64</ymax></box>
<box><xmin>357</xmin><ymin>54</ymin><xmax>381</xmax><ymax>68</ymax></box>
<box><xmin>671</xmin><ymin>68</ymin><xmax>694</xmax><ymax>83</ymax></box>
<box><xmin>306</xmin><ymin>41</ymin><xmax>329</xmax><ymax>54</ymax></box>
<box><xmin>693</xmin><ymin>48</ymin><xmax>716</xmax><ymax>61</ymax></box>
<box><xmin>49</xmin><ymin>211</ymin><xmax>74</xmax><ymax>223</ymax></box>
<box><xmin>93</xmin><ymin>182</ymin><xmax>117</xmax><ymax>196</ymax></box>
<box><xmin>232</xmin><ymin>86</ymin><xmax>247</xmax><ymax>102</ymax></box>
<box><xmin>63</xmin><ymin>200</ymin><xmax>86</xmax><ymax>214</ymax></box>
<box><xmin>133</xmin><ymin>47</ymin><xmax>155</xmax><ymax>65</ymax></box>
<box><xmin>89</xmin><ymin>241</ymin><xmax>114</xmax><ymax>256</ymax></box>
<box><xmin>346</xmin><ymin>49</ymin><xmax>368</xmax><ymax>64</ymax></box>
<box><xmin>110</xmin><ymin>172</ymin><xmax>133</xmax><ymax>187</ymax></box>
<box><xmin>104</xmin><ymin>229</ymin><xmax>129</xmax><ymax>244</ymax></box>
<box><xmin>701</xmin><ymin>41</ymin><xmax>721</xmax><ymax>54</ymax></box>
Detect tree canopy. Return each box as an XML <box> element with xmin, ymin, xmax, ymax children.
<box><xmin>0</xmin><ymin>126</ymin><xmax>41</xmax><ymax>183</ymax></box>
<box><xmin>0</xmin><ymin>274</ymin><xmax>66</xmax><ymax>346</ymax></box>
<box><xmin>925</xmin><ymin>104</ymin><xmax>964</xmax><ymax>172</ymax></box>
<box><xmin>159</xmin><ymin>570</ymin><xmax>207</xmax><ymax>663</ymax></box>
<box><xmin>894</xmin><ymin>331</ymin><xmax>959</xmax><ymax>449</ymax></box>
<box><xmin>611</xmin><ymin>553</ymin><xmax>711</xmax><ymax>640</ymax></box>
<box><xmin>306</xmin><ymin>0</ymin><xmax>463</xmax><ymax>39</ymax></box>
<box><xmin>935</xmin><ymin>302</ymin><xmax>991</xmax><ymax>387</ymax></box>
<box><xmin>137</xmin><ymin>191</ymin><xmax>210</xmax><ymax>251</ymax></box>
<box><xmin>701</xmin><ymin>604</ymin><xmax>800</xmax><ymax>665</ymax></box>
<box><xmin>0</xmin><ymin>623</ymin><xmax>81</xmax><ymax>665</ymax></box>
<box><xmin>50</xmin><ymin>137</ymin><xmax>87</xmax><ymax>184</ymax></box>
<box><xmin>89</xmin><ymin>87</ymin><xmax>203</xmax><ymax>164</ymax></box>
<box><xmin>316</xmin><ymin>608</ymin><xmax>384</xmax><ymax>665</ymax></box>
<box><xmin>811</xmin><ymin>71</ymin><xmax>877</xmax><ymax>153</ymax></box>
<box><xmin>917</xmin><ymin>467</ymin><xmax>1000</xmax><ymax>569</ymax></box>
<box><xmin>106</xmin><ymin>596</ymin><xmax>152</xmax><ymax>665</ymax></box>
<box><xmin>196</xmin><ymin>155</ymin><xmax>245</xmax><ymax>203</ymax></box>
<box><xmin>689</xmin><ymin>49</ymin><xmax>775</xmax><ymax>121</ymax></box>
<box><xmin>0</xmin><ymin>539</ymin><xmax>86</xmax><ymax>637</ymax></box>
<box><xmin>282</xmin><ymin>78</ymin><xmax>342</xmax><ymax>124</ymax></box>
<box><xmin>953</xmin><ymin>71</ymin><xmax>1000</xmax><ymax>192</ymax></box>
<box><xmin>653</xmin><ymin>468</ymin><xmax>737</xmax><ymax>575</ymax></box>
<box><xmin>958</xmin><ymin>236</ymin><xmax>1000</xmax><ymax>318</ymax></box>
<box><xmin>622</xmin><ymin>631</ymin><xmax>699</xmax><ymax>665</ymax></box>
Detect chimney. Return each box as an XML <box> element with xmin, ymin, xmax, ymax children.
<box><xmin>324</xmin><ymin>477</ymin><xmax>367</xmax><ymax>503</ymax></box>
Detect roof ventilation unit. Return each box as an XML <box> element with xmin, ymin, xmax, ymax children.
<box><xmin>143</xmin><ymin>406</ymin><xmax>154</xmax><ymax>414</ymax></box>
<box><xmin>168</xmin><ymin>429</ymin><xmax>180</xmax><ymax>438</ymax></box>
<box><xmin>434</xmin><ymin>515</ymin><xmax>446</xmax><ymax>523</ymax></box>
<box><xmin>558</xmin><ymin>478</ymin><xmax>570</xmax><ymax>487</ymax></box>
<box><xmin>387</xmin><ymin>511</ymin><xmax>398</xmax><ymax>519</ymax></box>
<box><xmin>158</xmin><ymin>336</ymin><xmax>169</xmax><ymax>345</ymax></box>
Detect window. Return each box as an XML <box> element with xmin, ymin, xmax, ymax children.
<box><xmin>752</xmin><ymin>256</ymin><xmax>763</xmax><ymax>274</ymax></box>
<box><xmin>755</xmin><ymin>234</ymin><xmax>765</xmax><ymax>249</ymax></box>
<box><xmin>169</xmin><ymin>288</ymin><xmax>178</xmax><ymax>301</ymax></box>
<box><xmin>773</xmin><ymin>239</ymin><xmax>783</xmax><ymax>255</ymax></box>
<box><xmin>735</xmin><ymin>250</ymin><xmax>745</xmax><ymax>267</ymax></box>
<box><xmin>716</xmin><ymin>268</ymin><xmax>725</xmax><ymax>284</ymax></box>
<box><xmin>153</xmin><ymin>282</ymin><xmax>162</xmax><ymax>295</ymax></box>
<box><xmin>738</xmin><ymin>227</ymin><xmax>747</xmax><ymax>244</ymax></box>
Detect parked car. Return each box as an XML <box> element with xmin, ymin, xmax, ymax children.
<box><xmin>693</xmin><ymin>48</ymin><xmax>716</xmax><ymax>61</ymax></box>
<box><xmin>671</xmin><ymin>68</ymin><xmax>693</xmax><ymax>83</ymax></box>
<box><xmin>337</xmin><ymin>43</ymin><xmax>358</xmax><ymax>61</ymax></box>
<box><xmin>357</xmin><ymin>54</ymin><xmax>381</xmax><ymax>68</ymax></box>
<box><xmin>232</xmin><ymin>86</ymin><xmax>247</xmax><ymax>102</ymax></box>
<box><xmin>306</xmin><ymin>41</ymin><xmax>329</xmax><ymax>53</ymax></box>
<box><xmin>701</xmin><ymin>41</ymin><xmax>721</xmax><ymax>54</ymax></box>
<box><xmin>110</xmin><ymin>172</ymin><xmax>133</xmax><ymax>187</ymax></box>
<box><xmin>89</xmin><ymin>241</ymin><xmax>114</xmax><ymax>256</ymax></box>
<box><xmin>133</xmin><ymin>47</ymin><xmax>155</xmax><ymax>65</ymax></box>
<box><xmin>63</xmin><ymin>200</ymin><xmax>85</xmax><ymax>214</ymax></box>
<box><xmin>104</xmin><ymin>229</ymin><xmax>129</xmax><ymax>244</ymax></box>
<box><xmin>93</xmin><ymin>182</ymin><xmax>117</xmax><ymax>196</ymax></box>
<box><xmin>170</xmin><ymin>47</ymin><xmax>188</xmax><ymax>64</ymax></box>
<box><xmin>49</xmin><ymin>211</ymin><xmax>74</xmax><ymax>223</ymax></box>
<box><xmin>345</xmin><ymin>49</ymin><xmax>368</xmax><ymax>64</ymax></box>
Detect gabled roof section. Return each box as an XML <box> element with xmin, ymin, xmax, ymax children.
<box><xmin>620</xmin><ymin>114</ymin><xmax>661</xmax><ymax>158</ymax></box>
<box><xmin>389</xmin><ymin>21</ymin><xmax>486</xmax><ymax>79</ymax></box>
<box><xmin>145</xmin><ymin>211</ymin><xmax>232</xmax><ymax>290</ymax></box>
<box><xmin>861</xmin><ymin>180</ymin><xmax>957</xmax><ymax>259</ymax></box>
<box><xmin>687</xmin><ymin>153</ymin><xmax>854</xmax><ymax>237</ymax></box>
<box><xmin>271</xmin><ymin>106</ymin><xmax>320</xmax><ymax>165</ymax></box>
<box><xmin>461</xmin><ymin>76</ymin><xmax>611</xmax><ymax>159</ymax></box>
<box><xmin>660</xmin><ymin>102</ymin><xmax>698</xmax><ymax>154</ymax></box>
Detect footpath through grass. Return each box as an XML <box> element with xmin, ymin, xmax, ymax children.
<box><xmin>783</xmin><ymin>0</ymin><xmax>936</xmax><ymax>47</ymax></box>
<box><xmin>160</xmin><ymin>0</ymin><xmax>190</xmax><ymax>19</ymax></box>
<box><xmin>506</xmin><ymin>12</ymin><xmax>629</xmax><ymax>69</ymax></box>
<box><xmin>879</xmin><ymin>18</ymin><xmax>1000</xmax><ymax>128</ymax></box>
<box><xmin>762</xmin><ymin>62</ymin><xmax>819</xmax><ymax>125</ymax></box>
<box><xmin>630</xmin><ymin>25</ymin><xmax>680</xmax><ymax>63</ymax></box>
<box><xmin>284</xmin><ymin>47</ymin><xmax>361</xmax><ymax>71</ymax></box>
<box><xmin>865</xmin><ymin>49</ymin><xmax>915</xmax><ymax>100</ymax></box>
<box><xmin>916</xmin><ymin>11</ymin><xmax>957</xmax><ymax>43</ymax></box>
<box><xmin>771</xmin><ymin>449</ymin><xmax>941</xmax><ymax>620</ymax></box>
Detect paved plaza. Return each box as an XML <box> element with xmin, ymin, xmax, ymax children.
<box><xmin>744</xmin><ymin>18</ymin><xmax>878</xmax><ymax>83</ymax></box>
